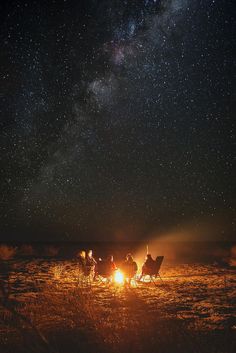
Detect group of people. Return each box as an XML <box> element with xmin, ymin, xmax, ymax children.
<box><xmin>97</xmin><ymin>253</ymin><xmax>138</xmax><ymax>279</ymax></box>
<box><xmin>77</xmin><ymin>250</ymin><xmax>97</xmax><ymax>276</ymax></box>
<box><xmin>76</xmin><ymin>250</ymin><xmax>157</xmax><ymax>281</ymax></box>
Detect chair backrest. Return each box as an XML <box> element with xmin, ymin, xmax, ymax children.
<box><xmin>97</xmin><ymin>261</ymin><xmax>113</xmax><ymax>277</ymax></box>
<box><xmin>155</xmin><ymin>256</ymin><xmax>164</xmax><ymax>274</ymax></box>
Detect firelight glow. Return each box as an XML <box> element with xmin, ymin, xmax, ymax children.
<box><xmin>114</xmin><ymin>269</ymin><xmax>124</xmax><ymax>284</ymax></box>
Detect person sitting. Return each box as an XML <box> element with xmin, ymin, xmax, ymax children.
<box><xmin>105</xmin><ymin>255</ymin><xmax>117</xmax><ymax>276</ymax></box>
<box><xmin>97</xmin><ymin>255</ymin><xmax>117</xmax><ymax>279</ymax></box>
<box><xmin>96</xmin><ymin>257</ymin><xmax>105</xmax><ymax>277</ymax></box>
<box><xmin>141</xmin><ymin>254</ymin><xmax>156</xmax><ymax>276</ymax></box>
<box><xmin>121</xmin><ymin>253</ymin><xmax>138</xmax><ymax>281</ymax></box>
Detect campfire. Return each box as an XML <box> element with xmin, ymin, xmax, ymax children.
<box><xmin>114</xmin><ymin>269</ymin><xmax>124</xmax><ymax>284</ymax></box>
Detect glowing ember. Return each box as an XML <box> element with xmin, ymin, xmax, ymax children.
<box><xmin>114</xmin><ymin>269</ymin><xmax>124</xmax><ymax>284</ymax></box>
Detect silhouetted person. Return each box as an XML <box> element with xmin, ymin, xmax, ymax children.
<box><xmin>105</xmin><ymin>255</ymin><xmax>117</xmax><ymax>275</ymax></box>
<box><xmin>141</xmin><ymin>254</ymin><xmax>156</xmax><ymax>276</ymax></box>
<box><xmin>121</xmin><ymin>253</ymin><xmax>138</xmax><ymax>280</ymax></box>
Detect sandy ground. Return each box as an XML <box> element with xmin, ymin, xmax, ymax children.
<box><xmin>0</xmin><ymin>260</ymin><xmax>236</xmax><ymax>353</ymax></box>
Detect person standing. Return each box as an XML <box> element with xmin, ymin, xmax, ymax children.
<box><xmin>77</xmin><ymin>250</ymin><xmax>86</xmax><ymax>273</ymax></box>
<box><xmin>86</xmin><ymin>249</ymin><xmax>97</xmax><ymax>278</ymax></box>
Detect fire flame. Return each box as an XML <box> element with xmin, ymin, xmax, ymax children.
<box><xmin>114</xmin><ymin>269</ymin><xmax>124</xmax><ymax>284</ymax></box>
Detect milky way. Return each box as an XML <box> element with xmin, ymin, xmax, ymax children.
<box><xmin>0</xmin><ymin>0</ymin><xmax>235</xmax><ymax>241</ymax></box>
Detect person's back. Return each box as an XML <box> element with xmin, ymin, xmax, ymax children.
<box><xmin>104</xmin><ymin>255</ymin><xmax>117</xmax><ymax>276</ymax></box>
<box><xmin>142</xmin><ymin>254</ymin><xmax>155</xmax><ymax>275</ymax></box>
<box><xmin>122</xmin><ymin>254</ymin><xmax>138</xmax><ymax>278</ymax></box>
<box><xmin>109</xmin><ymin>255</ymin><xmax>117</xmax><ymax>270</ymax></box>
<box><xmin>96</xmin><ymin>256</ymin><xmax>115</xmax><ymax>277</ymax></box>
<box><xmin>96</xmin><ymin>258</ymin><xmax>105</xmax><ymax>275</ymax></box>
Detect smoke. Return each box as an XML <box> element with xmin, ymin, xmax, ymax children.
<box><xmin>134</xmin><ymin>216</ymin><xmax>235</xmax><ymax>266</ymax></box>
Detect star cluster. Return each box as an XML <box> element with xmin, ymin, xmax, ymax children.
<box><xmin>0</xmin><ymin>0</ymin><xmax>235</xmax><ymax>241</ymax></box>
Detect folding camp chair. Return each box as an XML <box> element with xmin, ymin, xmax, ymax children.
<box><xmin>95</xmin><ymin>261</ymin><xmax>114</xmax><ymax>283</ymax></box>
<box><xmin>139</xmin><ymin>256</ymin><xmax>164</xmax><ymax>285</ymax></box>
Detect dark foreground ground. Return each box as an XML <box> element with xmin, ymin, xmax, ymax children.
<box><xmin>0</xmin><ymin>259</ymin><xmax>236</xmax><ymax>353</ymax></box>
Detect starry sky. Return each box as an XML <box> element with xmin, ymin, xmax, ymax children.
<box><xmin>0</xmin><ymin>0</ymin><xmax>235</xmax><ymax>242</ymax></box>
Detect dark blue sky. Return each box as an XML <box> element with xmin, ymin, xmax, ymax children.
<box><xmin>0</xmin><ymin>0</ymin><xmax>235</xmax><ymax>241</ymax></box>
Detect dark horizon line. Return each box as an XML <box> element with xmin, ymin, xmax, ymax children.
<box><xmin>0</xmin><ymin>240</ymin><xmax>235</xmax><ymax>245</ymax></box>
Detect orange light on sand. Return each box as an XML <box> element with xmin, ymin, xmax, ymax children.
<box><xmin>114</xmin><ymin>269</ymin><xmax>124</xmax><ymax>284</ymax></box>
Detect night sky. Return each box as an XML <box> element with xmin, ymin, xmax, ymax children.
<box><xmin>0</xmin><ymin>0</ymin><xmax>235</xmax><ymax>242</ymax></box>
